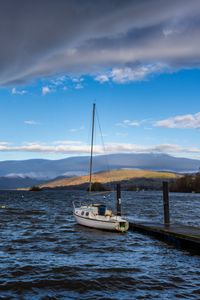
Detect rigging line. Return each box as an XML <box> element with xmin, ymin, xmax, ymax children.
<box><xmin>89</xmin><ymin>103</ymin><xmax>96</xmax><ymax>192</ymax></box>
<box><xmin>87</xmin><ymin>114</ymin><xmax>92</xmax><ymax>185</ymax></box>
<box><xmin>87</xmin><ymin>190</ymin><xmax>114</xmax><ymax>199</ymax></box>
<box><xmin>96</xmin><ymin>107</ymin><xmax>112</xmax><ymax>190</ymax></box>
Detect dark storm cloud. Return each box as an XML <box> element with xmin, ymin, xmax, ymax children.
<box><xmin>0</xmin><ymin>0</ymin><xmax>200</xmax><ymax>85</ymax></box>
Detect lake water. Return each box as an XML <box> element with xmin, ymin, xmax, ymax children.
<box><xmin>0</xmin><ymin>190</ymin><xmax>200</xmax><ymax>299</ymax></box>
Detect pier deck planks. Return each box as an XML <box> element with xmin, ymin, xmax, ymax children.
<box><xmin>129</xmin><ymin>221</ymin><xmax>200</xmax><ymax>252</ymax></box>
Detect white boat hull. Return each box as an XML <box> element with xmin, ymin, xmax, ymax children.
<box><xmin>74</xmin><ymin>213</ymin><xmax>129</xmax><ymax>232</ymax></box>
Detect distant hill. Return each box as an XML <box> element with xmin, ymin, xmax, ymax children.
<box><xmin>0</xmin><ymin>153</ymin><xmax>199</xmax><ymax>189</ymax></box>
<box><xmin>0</xmin><ymin>176</ymin><xmax>48</xmax><ymax>190</ymax></box>
<box><xmin>0</xmin><ymin>175</ymin><xmax>70</xmax><ymax>190</ymax></box>
<box><xmin>0</xmin><ymin>153</ymin><xmax>199</xmax><ymax>179</ymax></box>
<box><xmin>39</xmin><ymin>169</ymin><xmax>180</xmax><ymax>190</ymax></box>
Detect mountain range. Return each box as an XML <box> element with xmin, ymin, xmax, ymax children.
<box><xmin>0</xmin><ymin>153</ymin><xmax>199</xmax><ymax>189</ymax></box>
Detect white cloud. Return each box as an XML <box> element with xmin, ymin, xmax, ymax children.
<box><xmin>0</xmin><ymin>141</ymin><xmax>9</xmax><ymax>151</ymax></box>
<box><xmin>42</xmin><ymin>76</ymin><xmax>70</xmax><ymax>92</ymax></box>
<box><xmin>50</xmin><ymin>75</ymin><xmax>68</xmax><ymax>86</ymax></box>
<box><xmin>155</xmin><ymin>112</ymin><xmax>200</xmax><ymax>128</ymax></box>
<box><xmin>116</xmin><ymin>119</ymin><xmax>141</xmax><ymax>127</ymax></box>
<box><xmin>0</xmin><ymin>142</ymin><xmax>11</xmax><ymax>151</ymax></box>
<box><xmin>97</xmin><ymin>133</ymin><xmax>108</xmax><ymax>138</ymax></box>
<box><xmin>42</xmin><ymin>86</ymin><xmax>53</xmax><ymax>95</ymax></box>
<box><xmin>69</xmin><ymin>126</ymin><xmax>84</xmax><ymax>132</ymax></box>
<box><xmin>75</xmin><ymin>83</ymin><xmax>83</xmax><ymax>90</ymax></box>
<box><xmin>53</xmin><ymin>140</ymin><xmax>82</xmax><ymax>145</ymax></box>
<box><xmin>0</xmin><ymin>142</ymin><xmax>9</xmax><ymax>146</ymax></box>
<box><xmin>95</xmin><ymin>74</ymin><xmax>109</xmax><ymax>83</ymax></box>
<box><xmin>70</xmin><ymin>77</ymin><xmax>84</xmax><ymax>89</ymax></box>
<box><xmin>72</xmin><ymin>77</ymin><xmax>84</xmax><ymax>83</ymax></box>
<box><xmin>11</xmin><ymin>87</ymin><xmax>27</xmax><ymax>95</ymax></box>
<box><xmin>1</xmin><ymin>141</ymin><xmax>200</xmax><ymax>158</ymax></box>
<box><xmin>116</xmin><ymin>132</ymin><xmax>128</xmax><ymax>137</ymax></box>
<box><xmin>24</xmin><ymin>120</ymin><xmax>39</xmax><ymax>125</ymax></box>
<box><xmin>111</xmin><ymin>64</ymin><xmax>166</xmax><ymax>83</ymax></box>
<box><xmin>41</xmin><ymin>76</ymin><xmax>85</xmax><ymax>92</ymax></box>
<box><xmin>95</xmin><ymin>64</ymin><xmax>166</xmax><ymax>84</ymax></box>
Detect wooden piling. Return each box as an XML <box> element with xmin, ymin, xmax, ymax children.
<box><xmin>128</xmin><ymin>182</ymin><xmax>200</xmax><ymax>253</ymax></box>
<box><xmin>116</xmin><ymin>183</ymin><xmax>122</xmax><ymax>216</ymax></box>
<box><xmin>163</xmin><ymin>181</ymin><xmax>170</xmax><ymax>226</ymax></box>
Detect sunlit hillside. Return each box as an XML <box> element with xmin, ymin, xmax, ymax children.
<box><xmin>40</xmin><ymin>169</ymin><xmax>180</xmax><ymax>189</ymax></box>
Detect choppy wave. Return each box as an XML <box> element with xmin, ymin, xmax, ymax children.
<box><xmin>0</xmin><ymin>190</ymin><xmax>200</xmax><ymax>299</ymax></box>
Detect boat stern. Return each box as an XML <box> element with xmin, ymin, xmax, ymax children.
<box><xmin>116</xmin><ymin>220</ymin><xmax>129</xmax><ymax>232</ymax></box>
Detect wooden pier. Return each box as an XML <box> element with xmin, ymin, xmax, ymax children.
<box><xmin>128</xmin><ymin>221</ymin><xmax>200</xmax><ymax>253</ymax></box>
<box><xmin>117</xmin><ymin>182</ymin><xmax>200</xmax><ymax>253</ymax></box>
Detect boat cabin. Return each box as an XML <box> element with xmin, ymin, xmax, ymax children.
<box><xmin>91</xmin><ymin>204</ymin><xmax>112</xmax><ymax>217</ymax></box>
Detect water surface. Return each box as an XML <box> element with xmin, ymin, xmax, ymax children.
<box><xmin>0</xmin><ymin>190</ymin><xmax>200</xmax><ymax>299</ymax></box>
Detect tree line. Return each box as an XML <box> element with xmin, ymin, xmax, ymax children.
<box><xmin>170</xmin><ymin>173</ymin><xmax>200</xmax><ymax>193</ymax></box>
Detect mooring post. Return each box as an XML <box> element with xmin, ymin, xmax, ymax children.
<box><xmin>163</xmin><ymin>181</ymin><xmax>170</xmax><ymax>227</ymax></box>
<box><xmin>116</xmin><ymin>183</ymin><xmax>122</xmax><ymax>216</ymax></box>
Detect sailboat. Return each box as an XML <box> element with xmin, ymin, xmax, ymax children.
<box><xmin>73</xmin><ymin>104</ymin><xmax>129</xmax><ymax>232</ymax></box>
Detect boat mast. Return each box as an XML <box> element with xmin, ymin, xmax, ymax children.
<box><xmin>89</xmin><ymin>103</ymin><xmax>95</xmax><ymax>192</ymax></box>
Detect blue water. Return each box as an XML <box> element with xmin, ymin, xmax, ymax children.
<box><xmin>0</xmin><ymin>190</ymin><xmax>200</xmax><ymax>299</ymax></box>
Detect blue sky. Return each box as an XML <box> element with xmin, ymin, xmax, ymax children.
<box><xmin>1</xmin><ymin>0</ymin><xmax>200</xmax><ymax>161</ymax></box>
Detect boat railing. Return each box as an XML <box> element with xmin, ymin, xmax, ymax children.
<box><xmin>72</xmin><ymin>200</ymin><xmax>89</xmax><ymax>210</ymax></box>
